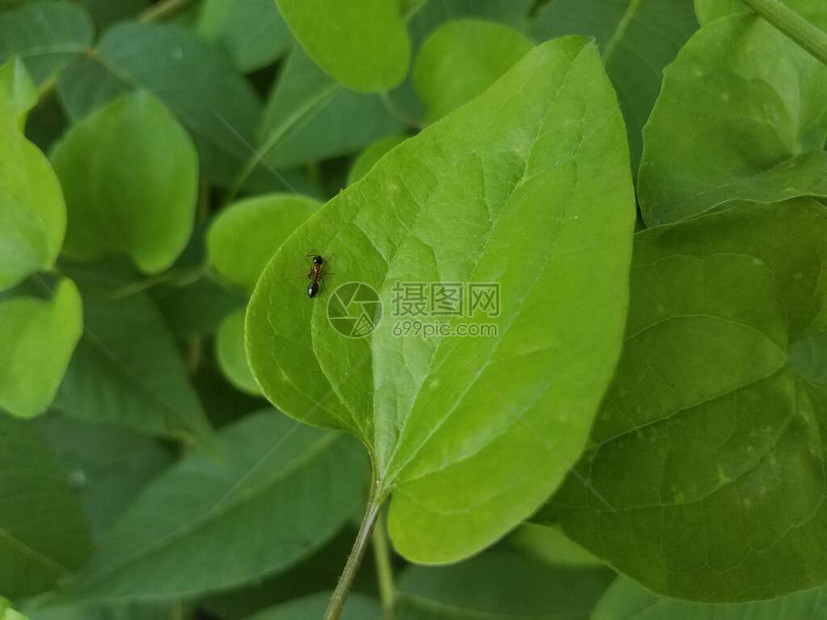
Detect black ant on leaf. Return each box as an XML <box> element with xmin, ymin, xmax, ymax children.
<box><xmin>305</xmin><ymin>252</ymin><xmax>332</xmax><ymax>298</ymax></box>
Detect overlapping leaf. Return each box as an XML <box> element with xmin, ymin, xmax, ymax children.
<box><xmin>247</xmin><ymin>37</ymin><xmax>636</xmax><ymax>562</ymax></box>
<box><xmin>638</xmin><ymin>10</ymin><xmax>827</xmax><ymax>224</ymax></box>
<box><xmin>538</xmin><ymin>200</ymin><xmax>827</xmax><ymax>601</ymax></box>
<box><xmin>51</xmin><ymin>91</ymin><xmax>198</xmax><ymax>274</ymax></box>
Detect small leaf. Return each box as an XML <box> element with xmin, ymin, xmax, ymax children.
<box><xmin>216</xmin><ymin>309</ymin><xmax>260</xmax><ymax>395</ymax></box>
<box><xmin>246</xmin><ymin>592</ymin><xmax>380</xmax><ymax>620</ymax></box>
<box><xmin>207</xmin><ymin>193</ymin><xmax>319</xmax><ymax>291</ymax></box>
<box><xmin>196</xmin><ymin>0</ymin><xmax>292</xmax><ymax>72</ymax></box>
<box><xmin>538</xmin><ymin>199</ymin><xmax>827</xmax><ymax>601</ymax></box>
<box><xmin>347</xmin><ymin>133</ymin><xmax>408</xmax><ymax>185</ymax></box>
<box><xmin>53</xmin><ymin>265</ymin><xmax>213</xmax><ymax>443</ymax></box>
<box><xmin>0</xmin><ymin>59</ymin><xmax>66</xmax><ymax>292</ymax></box>
<box><xmin>0</xmin><ymin>413</ymin><xmax>93</xmax><ymax>599</ymax></box>
<box><xmin>51</xmin><ymin>90</ymin><xmax>198</xmax><ymax>274</ymax></box>
<box><xmin>413</xmin><ymin>19</ymin><xmax>534</xmax><ymax>124</ymax></box>
<box><xmin>396</xmin><ymin>550</ymin><xmax>614</xmax><ymax>619</ymax></box>
<box><xmin>57</xmin><ymin>21</ymin><xmax>261</xmax><ymax>186</ymax></box>
<box><xmin>254</xmin><ymin>47</ymin><xmax>403</xmax><ymax>176</ymax></box>
<box><xmin>593</xmin><ymin>577</ymin><xmax>827</xmax><ymax>619</ymax></box>
<box><xmin>275</xmin><ymin>0</ymin><xmax>410</xmax><ymax>92</ymax></box>
<box><xmin>532</xmin><ymin>0</ymin><xmax>698</xmax><ymax>168</ymax></box>
<box><xmin>247</xmin><ymin>38</ymin><xmax>635</xmax><ymax>562</ymax></box>
<box><xmin>638</xmin><ymin>11</ymin><xmax>827</xmax><ymax>225</ymax></box>
<box><xmin>0</xmin><ymin>278</ymin><xmax>82</xmax><ymax>419</ymax></box>
<box><xmin>56</xmin><ymin>411</ymin><xmax>368</xmax><ymax>602</ymax></box>
<box><xmin>0</xmin><ymin>1</ymin><xmax>94</xmax><ymax>86</ymax></box>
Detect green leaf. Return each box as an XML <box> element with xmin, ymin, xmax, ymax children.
<box><xmin>251</xmin><ymin>47</ymin><xmax>403</xmax><ymax>182</ymax></box>
<box><xmin>0</xmin><ymin>1</ymin><xmax>94</xmax><ymax>86</ymax></box>
<box><xmin>51</xmin><ymin>91</ymin><xmax>198</xmax><ymax>274</ymax></box>
<box><xmin>76</xmin><ymin>0</ymin><xmax>148</xmax><ymax>29</ymax></box>
<box><xmin>57</xmin><ymin>21</ymin><xmax>262</xmax><ymax>186</ymax></box>
<box><xmin>196</xmin><ymin>0</ymin><xmax>292</xmax><ymax>72</ymax></box>
<box><xmin>216</xmin><ymin>308</ymin><xmax>261</xmax><ymax>396</ymax></box>
<box><xmin>53</xmin><ymin>265</ymin><xmax>213</xmax><ymax>443</ymax></box>
<box><xmin>247</xmin><ymin>592</ymin><xmax>380</xmax><ymax>620</ymax></box>
<box><xmin>0</xmin><ymin>413</ymin><xmax>92</xmax><ymax>599</ymax></box>
<box><xmin>247</xmin><ymin>37</ymin><xmax>635</xmax><ymax>562</ymax></box>
<box><xmin>56</xmin><ymin>411</ymin><xmax>368</xmax><ymax>602</ymax></box>
<box><xmin>0</xmin><ymin>278</ymin><xmax>82</xmax><ymax>419</ymax></box>
<box><xmin>275</xmin><ymin>0</ymin><xmax>409</xmax><ymax>92</ymax></box>
<box><xmin>638</xmin><ymin>11</ymin><xmax>827</xmax><ymax>225</ymax></box>
<box><xmin>0</xmin><ymin>59</ymin><xmax>66</xmax><ymax>292</ymax></box>
<box><xmin>0</xmin><ymin>598</ymin><xmax>27</xmax><ymax>620</ymax></box>
<box><xmin>395</xmin><ymin>550</ymin><xmax>615</xmax><ymax>619</ymax></box>
<box><xmin>413</xmin><ymin>19</ymin><xmax>534</xmax><ymax>124</ymax></box>
<box><xmin>509</xmin><ymin>524</ymin><xmax>602</xmax><ymax>568</ymax></box>
<box><xmin>387</xmin><ymin>0</ymin><xmax>534</xmax><ymax>124</ymax></box>
<box><xmin>36</xmin><ymin>416</ymin><xmax>174</xmax><ymax>534</ymax></box>
<box><xmin>538</xmin><ymin>199</ymin><xmax>827</xmax><ymax>601</ymax></box>
<box><xmin>593</xmin><ymin>577</ymin><xmax>827</xmax><ymax>619</ymax></box>
<box><xmin>531</xmin><ymin>0</ymin><xmax>698</xmax><ymax>169</ymax></box>
<box><xmin>207</xmin><ymin>193</ymin><xmax>319</xmax><ymax>291</ymax></box>
<box><xmin>347</xmin><ymin>133</ymin><xmax>408</xmax><ymax>185</ymax></box>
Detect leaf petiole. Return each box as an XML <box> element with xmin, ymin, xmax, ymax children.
<box><xmin>740</xmin><ymin>0</ymin><xmax>827</xmax><ymax>66</ymax></box>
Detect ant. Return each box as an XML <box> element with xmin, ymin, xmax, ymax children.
<box><xmin>305</xmin><ymin>252</ymin><xmax>332</xmax><ymax>298</ymax></box>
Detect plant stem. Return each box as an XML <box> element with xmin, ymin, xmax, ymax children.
<box><xmin>372</xmin><ymin>509</ymin><xmax>396</xmax><ymax>619</ymax></box>
<box><xmin>740</xmin><ymin>0</ymin><xmax>827</xmax><ymax>66</ymax></box>
<box><xmin>139</xmin><ymin>0</ymin><xmax>198</xmax><ymax>23</ymax></box>
<box><xmin>325</xmin><ymin>496</ymin><xmax>384</xmax><ymax>620</ymax></box>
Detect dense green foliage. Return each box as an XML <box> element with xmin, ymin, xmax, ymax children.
<box><xmin>1</xmin><ymin>1</ymin><xmax>825</xmax><ymax>619</ymax></box>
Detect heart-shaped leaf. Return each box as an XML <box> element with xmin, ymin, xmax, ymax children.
<box><xmin>0</xmin><ymin>413</ymin><xmax>92</xmax><ymax>599</ymax></box>
<box><xmin>51</xmin><ymin>90</ymin><xmax>198</xmax><ymax>274</ymax></box>
<box><xmin>57</xmin><ymin>21</ymin><xmax>261</xmax><ymax>186</ymax></box>
<box><xmin>275</xmin><ymin>0</ymin><xmax>410</xmax><ymax>92</ymax></box>
<box><xmin>0</xmin><ymin>1</ymin><xmax>94</xmax><ymax>86</ymax></box>
<box><xmin>0</xmin><ymin>59</ymin><xmax>66</xmax><ymax>292</ymax></box>
<box><xmin>247</xmin><ymin>37</ymin><xmax>636</xmax><ymax>562</ymax></box>
<box><xmin>538</xmin><ymin>199</ymin><xmax>827</xmax><ymax>601</ymax></box>
<box><xmin>56</xmin><ymin>411</ymin><xmax>367</xmax><ymax>602</ymax></box>
<box><xmin>413</xmin><ymin>19</ymin><xmax>534</xmax><ymax>124</ymax></box>
<box><xmin>638</xmin><ymin>10</ymin><xmax>827</xmax><ymax>225</ymax></box>
<box><xmin>0</xmin><ymin>278</ymin><xmax>83</xmax><ymax>419</ymax></box>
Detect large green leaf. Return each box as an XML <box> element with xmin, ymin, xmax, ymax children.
<box><xmin>0</xmin><ymin>1</ymin><xmax>94</xmax><ymax>86</ymax></box>
<box><xmin>53</xmin><ymin>411</ymin><xmax>368</xmax><ymax>602</ymax></box>
<box><xmin>251</xmin><ymin>47</ymin><xmax>403</xmax><ymax>182</ymax></box>
<box><xmin>52</xmin><ymin>264</ymin><xmax>213</xmax><ymax>443</ymax></box>
<box><xmin>57</xmin><ymin>22</ymin><xmax>261</xmax><ymax>186</ymax></box>
<box><xmin>413</xmin><ymin>19</ymin><xmax>534</xmax><ymax>124</ymax></box>
<box><xmin>51</xmin><ymin>91</ymin><xmax>198</xmax><ymax>274</ymax></box>
<box><xmin>36</xmin><ymin>416</ymin><xmax>173</xmax><ymax>534</ymax></box>
<box><xmin>396</xmin><ymin>550</ymin><xmax>614</xmax><ymax>619</ymax></box>
<box><xmin>0</xmin><ymin>59</ymin><xmax>66</xmax><ymax>292</ymax></box>
<box><xmin>196</xmin><ymin>0</ymin><xmax>292</xmax><ymax>72</ymax></box>
<box><xmin>207</xmin><ymin>193</ymin><xmax>319</xmax><ymax>291</ymax></box>
<box><xmin>593</xmin><ymin>577</ymin><xmax>827</xmax><ymax>619</ymax></box>
<box><xmin>0</xmin><ymin>277</ymin><xmax>82</xmax><ymax>419</ymax></box>
<box><xmin>247</xmin><ymin>592</ymin><xmax>380</xmax><ymax>620</ymax></box>
<box><xmin>538</xmin><ymin>199</ymin><xmax>827</xmax><ymax>601</ymax></box>
<box><xmin>638</xmin><ymin>11</ymin><xmax>827</xmax><ymax>225</ymax></box>
<box><xmin>531</xmin><ymin>0</ymin><xmax>698</xmax><ymax>169</ymax></box>
<box><xmin>0</xmin><ymin>413</ymin><xmax>92</xmax><ymax>599</ymax></box>
<box><xmin>247</xmin><ymin>37</ymin><xmax>635</xmax><ymax>562</ymax></box>
<box><xmin>275</xmin><ymin>0</ymin><xmax>409</xmax><ymax>92</ymax></box>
